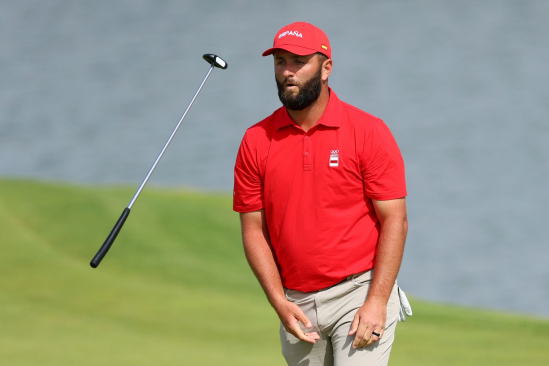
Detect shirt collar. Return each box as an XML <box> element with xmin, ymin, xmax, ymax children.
<box><xmin>276</xmin><ymin>87</ymin><xmax>342</xmax><ymax>130</ymax></box>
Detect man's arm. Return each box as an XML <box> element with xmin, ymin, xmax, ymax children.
<box><xmin>349</xmin><ymin>197</ymin><xmax>408</xmax><ymax>348</ymax></box>
<box><xmin>240</xmin><ymin>209</ymin><xmax>320</xmax><ymax>343</ymax></box>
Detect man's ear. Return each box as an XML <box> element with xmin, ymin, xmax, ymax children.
<box><xmin>321</xmin><ymin>58</ymin><xmax>333</xmax><ymax>81</ymax></box>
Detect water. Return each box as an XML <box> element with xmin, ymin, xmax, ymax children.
<box><xmin>1</xmin><ymin>0</ymin><xmax>548</xmax><ymax>317</ymax></box>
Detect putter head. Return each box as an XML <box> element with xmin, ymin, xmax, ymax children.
<box><xmin>203</xmin><ymin>54</ymin><xmax>228</xmax><ymax>69</ymax></box>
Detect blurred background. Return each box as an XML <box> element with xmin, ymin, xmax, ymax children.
<box><xmin>1</xmin><ymin>0</ymin><xmax>548</xmax><ymax>319</ymax></box>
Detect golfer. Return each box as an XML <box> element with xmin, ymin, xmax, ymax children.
<box><xmin>233</xmin><ymin>21</ymin><xmax>408</xmax><ymax>366</ymax></box>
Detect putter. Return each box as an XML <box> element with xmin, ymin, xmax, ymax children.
<box><xmin>90</xmin><ymin>54</ymin><xmax>228</xmax><ymax>268</ymax></box>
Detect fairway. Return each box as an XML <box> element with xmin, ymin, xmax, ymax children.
<box><xmin>1</xmin><ymin>179</ymin><xmax>548</xmax><ymax>365</ymax></box>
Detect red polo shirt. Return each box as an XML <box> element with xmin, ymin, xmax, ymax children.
<box><xmin>233</xmin><ymin>89</ymin><xmax>406</xmax><ymax>292</ymax></box>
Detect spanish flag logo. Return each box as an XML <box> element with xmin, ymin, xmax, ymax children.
<box><xmin>321</xmin><ymin>45</ymin><xmax>328</xmax><ymax>50</ymax></box>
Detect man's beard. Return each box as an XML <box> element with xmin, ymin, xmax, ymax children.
<box><xmin>276</xmin><ymin>66</ymin><xmax>322</xmax><ymax>111</ymax></box>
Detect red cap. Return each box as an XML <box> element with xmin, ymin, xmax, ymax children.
<box><xmin>262</xmin><ymin>22</ymin><xmax>331</xmax><ymax>58</ymax></box>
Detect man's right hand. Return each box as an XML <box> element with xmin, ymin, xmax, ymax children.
<box><xmin>240</xmin><ymin>210</ymin><xmax>319</xmax><ymax>344</ymax></box>
<box><xmin>275</xmin><ymin>300</ymin><xmax>320</xmax><ymax>344</ymax></box>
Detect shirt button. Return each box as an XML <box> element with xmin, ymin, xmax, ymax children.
<box><xmin>305</xmin><ymin>136</ymin><xmax>309</xmax><ymax>140</ymax></box>
<box><xmin>305</xmin><ymin>151</ymin><xmax>309</xmax><ymax>156</ymax></box>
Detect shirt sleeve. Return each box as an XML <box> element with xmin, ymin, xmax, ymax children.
<box><xmin>361</xmin><ymin>119</ymin><xmax>407</xmax><ymax>200</ymax></box>
<box><xmin>233</xmin><ymin>132</ymin><xmax>264</xmax><ymax>212</ymax></box>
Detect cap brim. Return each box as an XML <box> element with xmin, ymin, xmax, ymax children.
<box><xmin>262</xmin><ymin>44</ymin><xmax>318</xmax><ymax>57</ymax></box>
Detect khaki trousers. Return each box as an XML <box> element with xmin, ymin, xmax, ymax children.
<box><xmin>280</xmin><ymin>270</ymin><xmax>400</xmax><ymax>366</ymax></box>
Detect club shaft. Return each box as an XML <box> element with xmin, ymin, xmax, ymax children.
<box><xmin>128</xmin><ymin>64</ymin><xmax>215</xmax><ymax>209</ymax></box>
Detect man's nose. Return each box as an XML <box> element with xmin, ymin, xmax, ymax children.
<box><xmin>282</xmin><ymin>65</ymin><xmax>295</xmax><ymax>78</ymax></box>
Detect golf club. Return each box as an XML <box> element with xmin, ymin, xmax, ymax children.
<box><xmin>90</xmin><ymin>53</ymin><xmax>228</xmax><ymax>268</ymax></box>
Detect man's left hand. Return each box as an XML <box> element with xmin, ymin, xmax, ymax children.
<box><xmin>348</xmin><ymin>298</ymin><xmax>387</xmax><ymax>349</ymax></box>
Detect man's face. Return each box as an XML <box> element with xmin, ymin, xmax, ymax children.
<box><xmin>274</xmin><ymin>50</ymin><xmax>324</xmax><ymax>111</ymax></box>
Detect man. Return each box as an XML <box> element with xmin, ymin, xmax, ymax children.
<box><xmin>233</xmin><ymin>21</ymin><xmax>408</xmax><ymax>366</ymax></box>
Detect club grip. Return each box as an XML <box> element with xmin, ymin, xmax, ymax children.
<box><xmin>90</xmin><ymin>207</ymin><xmax>131</xmax><ymax>268</ymax></box>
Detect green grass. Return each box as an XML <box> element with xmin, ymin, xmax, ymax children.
<box><xmin>1</xmin><ymin>178</ymin><xmax>548</xmax><ymax>365</ymax></box>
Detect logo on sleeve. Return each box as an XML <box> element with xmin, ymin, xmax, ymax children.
<box><xmin>329</xmin><ymin>150</ymin><xmax>339</xmax><ymax>167</ymax></box>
